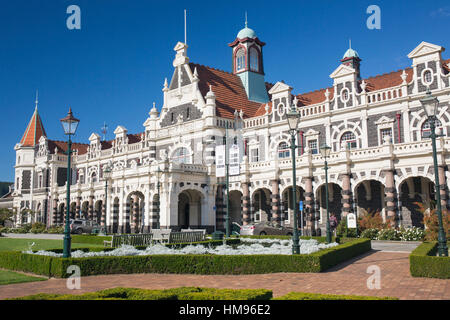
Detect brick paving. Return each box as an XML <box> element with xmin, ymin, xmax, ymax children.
<box><xmin>0</xmin><ymin>250</ymin><xmax>448</xmax><ymax>300</ymax></box>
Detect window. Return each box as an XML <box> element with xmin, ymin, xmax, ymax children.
<box><xmin>380</xmin><ymin>128</ymin><xmax>392</xmax><ymax>144</ymax></box>
<box><xmin>91</xmin><ymin>172</ymin><xmax>97</xmax><ymax>183</ymax></box>
<box><xmin>278</xmin><ymin>142</ymin><xmax>290</xmax><ymax>159</ymax></box>
<box><xmin>423</xmin><ymin>70</ymin><xmax>433</xmax><ymax>85</ymax></box>
<box><xmin>308</xmin><ymin>140</ymin><xmax>318</xmax><ymax>154</ymax></box>
<box><xmin>251</xmin><ymin>148</ymin><xmax>259</xmax><ymax>162</ymax></box>
<box><xmin>186</xmin><ymin>107</ymin><xmax>190</xmax><ymax>120</ymax></box>
<box><xmin>171</xmin><ymin>113</ymin><xmax>174</xmax><ymax>123</ymax></box>
<box><xmin>421</xmin><ymin>119</ymin><xmax>442</xmax><ymax>138</ymax></box>
<box><xmin>172</xmin><ymin>147</ymin><xmax>190</xmax><ymax>164</ymax></box>
<box><xmin>236</xmin><ymin>48</ymin><xmax>245</xmax><ymax>72</ymax></box>
<box><xmin>341</xmin><ymin>131</ymin><xmax>357</xmax><ymax>149</ymax></box>
<box><xmin>249</xmin><ymin>47</ymin><xmax>259</xmax><ymax>72</ymax></box>
<box><xmin>341</xmin><ymin>88</ymin><xmax>350</xmax><ymax>102</ymax></box>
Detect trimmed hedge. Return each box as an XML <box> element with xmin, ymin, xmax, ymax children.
<box><xmin>10</xmin><ymin>287</ymin><xmax>273</xmax><ymax>300</ymax></box>
<box><xmin>409</xmin><ymin>241</ymin><xmax>450</xmax><ymax>279</ymax></box>
<box><xmin>274</xmin><ymin>292</ymin><xmax>398</xmax><ymax>300</ymax></box>
<box><xmin>0</xmin><ymin>239</ymin><xmax>370</xmax><ymax>278</ymax></box>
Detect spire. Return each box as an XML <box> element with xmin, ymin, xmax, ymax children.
<box><xmin>20</xmin><ymin>97</ymin><xmax>47</xmax><ymax>147</ymax></box>
<box><xmin>245</xmin><ymin>11</ymin><xmax>248</xmax><ymax>28</ymax></box>
<box><xmin>35</xmin><ymin>90</ymin><xmax>39</xmax><ymax>111</ymax></box>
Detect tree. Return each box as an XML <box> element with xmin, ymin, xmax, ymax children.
<box><xmin>0</xmin><ymin>208</ymin><xmax>14</xmax><ymax>226</ymax></box>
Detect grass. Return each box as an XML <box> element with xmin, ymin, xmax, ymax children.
<box><xmin>0</xmin><ymin>238</ymin><xmax>103</xmax><ymax>252</ymax></box>
<box><xmin>0</xmin><ymin>269</ymin><xmax>47</xmax><ymax>285</ymax></box>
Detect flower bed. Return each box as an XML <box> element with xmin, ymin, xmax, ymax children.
<box><xmin>409</xmin><ymin>241</ymin><xmax>450</xmax><ymax>279</ymax></box>
<box><xmin>25</xmin><ymin>238</ymin><xmax>338</xmax><ymax>258</ymax></box>
<box><xmin>360</xmin><ymin>227</ymin><xmax>425</xmax><ymax>241</ymax></box>
<box><xmin>0</xmin><ymin>239</ymin><xmax>371</xmax><ymax>278</ymax></box>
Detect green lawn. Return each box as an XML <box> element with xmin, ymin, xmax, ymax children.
<box><xmin>0</xmin><ymin>269</ymin><xmax>47</xmax><ymax>285</ymax></box>
<box><xmin>0</xmin><ymin>238</ymin><xmax>103</xmax><ymax>252</ymax></box>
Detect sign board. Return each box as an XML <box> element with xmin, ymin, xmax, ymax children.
<box><xmin>229</xmin><ymin>144</ymin><xmax>240</xmax><ymax>176</ymax></box>
<box><xmin>347</xmin><ymin>213</ymin><xmax>357</xmax><ymax>229</ymax></box>
<box><xmin>215</xmin><ymin>145</ymin><xmax>226</xmax><ymax>178</ymax></box>
<box><xmin>299</xmin><ymin>201</ymin><xmax>303</xmax><ymax>211</ymax></box>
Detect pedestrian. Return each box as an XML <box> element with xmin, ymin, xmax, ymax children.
<box><xmin>330</xmin><ymin>213</ymin><xmax>338</xmax><ymax>236</ymax></box>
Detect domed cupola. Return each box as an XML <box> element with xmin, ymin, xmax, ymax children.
<box><xmin>228</xmin><ymin>18</ymin><xmax>269</xmax><ymax>104</ymax></box>
<box><xmin>341</xmin><ymin>41</ymin><xmax>362</xmax><ymax>80</ymax></box>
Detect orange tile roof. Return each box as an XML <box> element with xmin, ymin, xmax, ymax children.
<box><xmin>20</xmin><ymin>108</ymin><xmax>47</xmax><ymax>147</ymax></box>
<box><xmin>48</xmin><ymin>140</ymin><xmax>89</xmax><ymax>155</ymax></box>
<box><xmin>189</xmin><ymin>63</ymin><xmax>270</xmax><ymax>119</ymax></box>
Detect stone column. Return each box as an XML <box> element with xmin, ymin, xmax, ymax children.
<box><xmin>271</xmin><ymin>179</ymin><xmax>280</xmax><ymax>225</ymax></box>
<box><xmin>341</xmin><ymin>173</ymin><xmax>352</xmax><ymax>218</ymax></box>
<box><xmin>438</xmin><ymin>165</ymin><xmax>448</xmax><ymax>210</ymax></box>
<box><xmin>132</xmin><ymin>195</ymin><xmax>140</xmax><ymax>233</ymax></box>
<box><xmin>101</xmin><ymin>198</ymin><xmax>107</xmax><ymax>228</ymax></box>
<box><xmin>384</xmin><ymin>169</ymin><xmax>398</xmax><ymax>227</ymax></box>
<box><xmin>75</xmin><ymin>197</ymin><xmax>81</xmax><ymax>219</ymax></box>
<box><xmin>88</xmin><ymin>196</ymin><xmax>94</xmax><ymax>221</ymax></box>
<box><xmin>304</xmin><ymin>176</ymin><xmax>316</xmax><ymax>236</ymax></box>
<box><xmin>52</xmin><ymin>198</ymin><xmax>58</xmax><ymax>226</ymax></box>
<box><xmin>215</xmin><ymin>185</ymin><xmax>225</xmax><ymax>231</ymax></box>
<box><xmin>242</xmin><ymin>182</ymin><xmax>251</xmax><ymax>225</ymax></box>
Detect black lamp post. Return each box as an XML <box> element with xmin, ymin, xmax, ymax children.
<box><xmin>420</xmin><ymin>88</ymin><xmax>448</xmax><ymax>257</ymax></box>
<box><xmin>60</xmin><ymin>108</ymin><xmax>80</xmax><ymax>258</ymax></box>
<box><xmin>320</xmin><ymin>144</ymin><xmax>332</xmax><ymax>244</ymax></box>
<box><xmin>102</xmin><ymin>165</ymin><xmax>112</xmax><ymax>234</ymax></box>
<box><xmin>286</xmin><ymin>99</ymin><xmax>301</xmax><ymax>254</ymax></box>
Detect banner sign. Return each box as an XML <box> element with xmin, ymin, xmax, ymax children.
<box><xmin>347</xmin><ymin>213</ymin><xmax>357</xmax><ymax>229</ymax></box>
<box><xmin>215</xmin><ymin>145</ymin><xmax>226</xmax><ymax>178</ymax></box>
<box><xmin>229</xmin><ymin>144</ymin><xmax>240</xmax><ymax>176</ymax></box>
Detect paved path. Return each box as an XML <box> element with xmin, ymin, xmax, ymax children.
<box><xmin>371</xmin><ymin>240</ymin><xmax>421</xmax><ymax>253</ymax></box>
<box><xmin>0</xmin><ymin>250</ymin><xmax>448</xmax><ymax>300</ymax></box>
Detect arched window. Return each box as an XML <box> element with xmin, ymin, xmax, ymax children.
<box><xmin>172</xmin><ymin>147</ymin><xmax>190</xmax><ymax>164</ymax></box>
<box><xmin>421</xmin><ymin>119</ymin><xmax>442</xmax><ymax>139</ymax></box>
<box><xmin>278</xmin><ymin>142</ymin><xmax>290</xmax><ymax>159</ymax></box>
<box><xmin>341</xmin><ymin>131</ymin><xmax>357</xmax><ymax>149</ymax></box>
<box><xmin>249</xmin><ymin>47</ymin><xmax>259</xmax><ymax>72</ymax></box>
<box><xmin>236</xmin><ymin>48</ymin><xmax>246</xmax><ymax>72</ymax></box>
<box><xmin>423</xmin><ymin>70</ymin><xmax>433</xmax><ymax>85</ymax></box>
<box><xmin>91</xmin><ymin>172</ymin><xmax>97</xmax><ymax>183</ymax></box>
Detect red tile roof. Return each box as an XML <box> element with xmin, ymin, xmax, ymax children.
<box><xmin>48</xmin><ymin>140</ymin><xmax>89</xmax><ymax>155</ymax></box>
<box><xmin>189</xmin><ymin>63</ymin><xmax>270</xmax><ymax>119</ymax></box>
<box><xmin>20</xmin><ymin>108</ymin><xmax>47</xmax><ymax>147</ymax></box>
<box><xmin>294</xmin><ymin>67</ymin><xmax>415</xmax><ymax>107</ymax></box>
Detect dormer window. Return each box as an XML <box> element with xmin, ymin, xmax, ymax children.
<box><xmin>341</xmin><ymin>88</ymin><xmax>350</xmax><ymax>103</ymax></box>
<box><xmin>250</xmin><ymin>47</ymin><xmax>259</xmax><ymax>72</ymax></box>
<box><xmin>236</xmin><ymin>48</ymin><xmax>246</xmax><ymax>72</ymax></box>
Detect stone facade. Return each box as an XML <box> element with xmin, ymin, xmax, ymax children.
<box><xmin>10</xmin><ymin>35</ymin><xmax>450</xmax><ymax>235</ymax></box>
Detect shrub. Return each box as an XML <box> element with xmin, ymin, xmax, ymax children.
<box><xmin>274</xmin><ymin>292</ymin><xmax>398</xmax><ymax>300</ymax></box>
<box><xmin>410</xmin><ymin>241</ymin><xmax>450</xmax><ymax>279</ymax></box>
<box><xmin>376</xmin><ymin>229</ymin><xmax>401</xmax><ymax>241</ymax></box>
<box><xmin>10</xmin><ymin>287</ymin><xmax>273</xmax><ymax>300</ymax></box>
<box><xmin>420</xmin><ymin>205</ymin><xmax>450</xmax><ymax>241</ymax></box>
<box><xmin>30</xmin><ymin>222</ymin><xmax>46</xmax><ymax>234</ymax></box>
<box><xmin>360</xmin><ymin>228</ymin><xmax>379</xmax><ymax>240</ymax></box>
<box><xmin>336</xmin><ymin>218</ymin><xmax>359</xmax><ymax>238</ymax></box>
<box><xmin>399</xmin><ymin>227</ymin><xmax>425</xmax><ymax>241</ymax></box>
<box><xmin>358</xmin><ymin>209</ymin><xmax>390</xmax><ymax>231</ymax></box>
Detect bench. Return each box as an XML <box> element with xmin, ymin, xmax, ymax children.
<box><xmin>104</xmin><ymin>233</ymin><xmax>154</xmax><ymax>248</ymax></box>
<box><xmin>168</xmin><ymin>231</ymin><xmax>205</xmax><ymax>243</ymax></box>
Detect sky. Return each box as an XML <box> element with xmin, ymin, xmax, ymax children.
<box><xmin>0</xmin><ymin>0</ymin><xmax>449</xmax><ymax>181</ymax></box>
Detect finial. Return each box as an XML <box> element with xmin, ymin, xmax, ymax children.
<box><xmin>349</xmin><ymin>39</ymin><xmax>352</xmax><ymax>49</ymax></box>
<box><xmin>164</xmin><ymin>77</ymin><xmax>168</xmax><ymax>88</ymax></box>
<box><xmin>35</xmin><ymin>90</ymin><xmax>39</xmax><ymax>111</ymax></box>
<box><xmin>245</xmin><ymin>11</ymin><xmax>248</xmax><ymax>28</ymax></box>
<box><xmin>193</xmin><ymin>66</ymin><xmax>198</xmax><ymax>78</ymax></box>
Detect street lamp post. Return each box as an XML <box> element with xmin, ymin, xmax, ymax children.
<box><xmin>102</xmin><ymin>165</ymin><xmax>112</xmax><ymax>234</ymax></box>
<box><xmin>60</xmin><ymin>108</ymin><xmax>80</xmax><ymax>258</ymax></box>
<box><xmin>420</xmin><ymin>88</ymin><xmax>448</xmax><ymax>257</ymax></box>
<box><xmin>286</xmin><ymin>100</ymin><xmax>301</xmax><ymax>254</ymax></box>
<box><xmin>320</xmin><ymin>144</ymin><xmax>332</xmax><ymax>244</ymax></box>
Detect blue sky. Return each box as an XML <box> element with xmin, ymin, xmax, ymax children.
<box><xmin>1</xmin><ymin>0</ymin><xmax>449</xmax><ymax>181</ymax></box>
